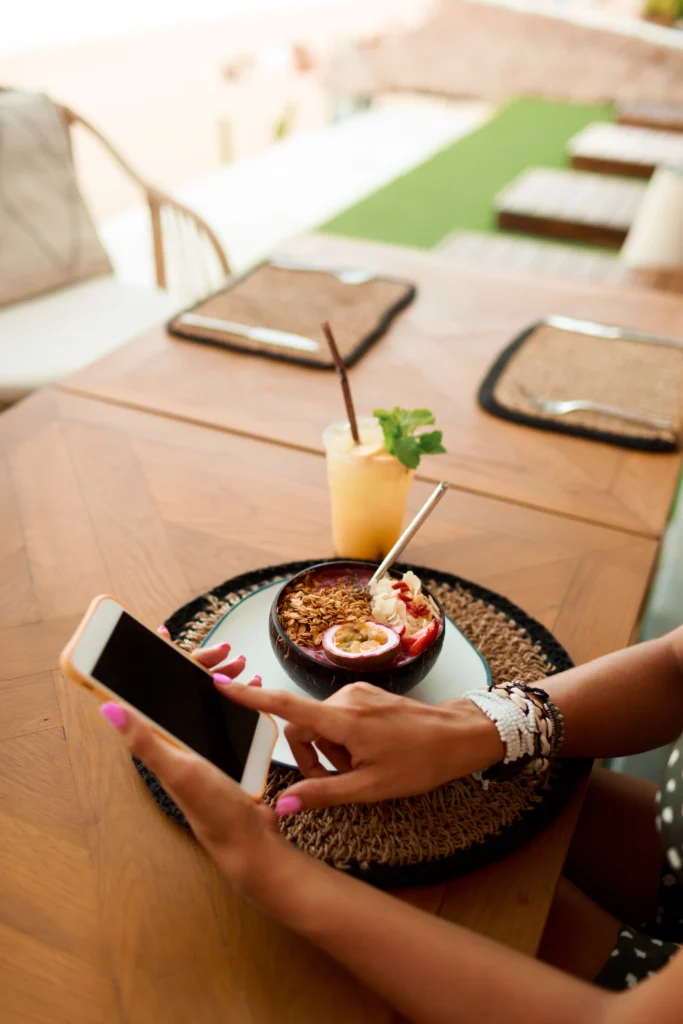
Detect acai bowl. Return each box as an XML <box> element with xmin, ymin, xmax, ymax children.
<box><xmin>269</xmin><ymin>560</ymin><xmax>445</xmax><ymax>698</ymax></box>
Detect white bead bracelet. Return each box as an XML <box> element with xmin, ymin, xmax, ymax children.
<box><xmin>463</xmin><ymin>681</ymin><xmax>563</xmax><ymax>779</ymax></box>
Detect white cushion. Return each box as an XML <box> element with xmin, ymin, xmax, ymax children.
<box><xmin>0</xmin><ymin>275</ymin><xmax>177</xmax><ymax>405</ymax></box>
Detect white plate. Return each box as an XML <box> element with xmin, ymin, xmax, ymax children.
<box><xmin>201</xmin><ymin>579</ymin><xmax>491</xmax><ymax>769</ymax></box>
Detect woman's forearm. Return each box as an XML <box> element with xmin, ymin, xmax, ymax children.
<box><xmin>546</xmin><ymin>627</ymin><xmax>683</xmax><ymax>758</ymax></box>
<box><xmin>251</xmin><ymin>844</ymin><xmax>609</xmax><ymax>1024</ymax></box>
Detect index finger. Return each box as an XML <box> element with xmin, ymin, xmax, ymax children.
<box><xmin>220</xmin><ymin>682</ymin><xmax>337</xmax><ymax>732</ymax></box>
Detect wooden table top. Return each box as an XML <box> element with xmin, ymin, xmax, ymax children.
<box><xmin>1</xmin><ymin>388</ymin><xmax>658</xmax><ymax>1024</ymax></box>
<box><xmin>61</xmin><ymin>234</ymin><xmax>683</xmax><ymax>538</ymax></box>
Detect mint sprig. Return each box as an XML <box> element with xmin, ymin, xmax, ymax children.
<box><xmin>373</xmin><ymin>407</ymin><xmax>447</xmax><ymax>469</ymax></box>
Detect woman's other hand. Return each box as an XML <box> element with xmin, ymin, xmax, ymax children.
<box><xmin>221</xmin><ymin>680</ymin><xmax>503</xmax><ymax>813</ymax></box>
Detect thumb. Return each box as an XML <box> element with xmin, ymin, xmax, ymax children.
<box><xmin>275</xmin><ymin>769</ymin><xmax>375</xmax><ymax>813</ymax></box>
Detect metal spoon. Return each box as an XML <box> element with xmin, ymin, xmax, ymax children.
<box><xmin>369</xmin><ymin>481</ymin><xmax>449</xmax><ymax>588</ymax></box>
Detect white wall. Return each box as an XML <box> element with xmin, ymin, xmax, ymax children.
<box><xmin>0</xmin><ymin>1</ymin><xmax>434</xmax><ymax>218</ymax></box>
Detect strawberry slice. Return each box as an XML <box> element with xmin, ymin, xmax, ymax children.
<box><xmin>405</xmin><ymin>619</ymin><xmax>439</xmax><ymax>657</ymax></box>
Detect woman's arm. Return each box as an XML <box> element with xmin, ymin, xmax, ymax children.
<box><xmin>104</xmin><ymin>704</ymin><xmax>682</xmax><ymax>1024</ymax></box>
<box><xmin>224</xmin><ymin>625</ymin><xmax>683</xmax><ymax>810</ymax></box>
<box><xmin>252</xmin><ymin>842</ymin><xmax>611</xmax><ymax>1024</ymax></box>
<box><xmin>544</xmin><ymin>625</ymin><xmax>683</xmax><ymax>758</ymax></box>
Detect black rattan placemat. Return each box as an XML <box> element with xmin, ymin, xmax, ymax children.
<box><xmin>479</xmin><ymin>322</ymin><xmax>681</xmax><ymax>452</ymax></box>
<box><xmin>167</xmin><ymin>262</ymin><xmax>415</xmax><ymax>370</ymax></box>
<box><xmin>135</xmin><ymin>559</ymin><xmax>585</xmax><ymax>890</ymax></box>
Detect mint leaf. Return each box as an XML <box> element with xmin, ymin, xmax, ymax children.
<box><xmin>394</xmin><ymin>435</ymin><xmax>421</xmax><ymax>469</ymax></box>
<box><xmin>403</xmin><ymin>409</ymin><xmax>435</xmax><ymax>430</ymax></box>
<box><xmin>373</xmin><ymin>408</ymin><xmax>400</xmax><ymax>455</ymax></box>
<box><xmin>373</xmin><ymin>407</ymin><xmax>445</xmax><ymax>467</ymax></box>
<box><xmin>417</xmin><ymin>430</ymin><xmax>446</xmax><ymax>455</ymax></box>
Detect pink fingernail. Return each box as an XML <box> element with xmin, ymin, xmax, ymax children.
<box><xmin>276</xmin><ymin>795</ymin><xmax>303</xmax><ymax>817</ymax></box>
<box><xmin>100</xmin><ymin>702</ymin><xmax>127</xmax><ymax>729</ymax></box>
<box><xmin>253</xmin><ymin>674</ymin><xmax>262</xmax><ymax>683</ymax></box>
<box><xmin>214</xmin><ymin>673</ymin><xmax>233</xmax><ymax>686</ymax></box>
<box><xmin>157</xmin><ymin>625</ymin><xmax>167</xmax><ymax>634</ymax></box>
<box><xmin>219</xmin><ymin>642</ymin><xmax>231</xmax><ymax>651</ymax></box>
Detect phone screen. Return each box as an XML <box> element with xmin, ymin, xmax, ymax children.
<box><xmin>92</xmin><ymin>612</ymin><xmax>259</xmax><ymax>779</ymax></box>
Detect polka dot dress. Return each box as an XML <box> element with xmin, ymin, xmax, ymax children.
<box><xmin>595</xmin><ymin>736</ymin><xmax>683</xmax><ymax>991</ymax></box>
<box><xmin>657</xmin><ymin>737</ymin><xmax>683</xmax><ymax>879</ymax></box>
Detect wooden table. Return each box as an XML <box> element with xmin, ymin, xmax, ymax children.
<box><xmin>1</xmin><ymin>389</ymin><xmax>658</xmax><ymax>1024</ymax></box>
<box><xmin>61</xmin><ymin>234</ymin><xmax>683</xmax><ymax>538</ymax></box>
<box><xmin>495</xmin><ymin>168</ymin><xmax>646</xmax><ymax>249</ymax></box>
<box><xmin>569</xmin><ymin>122</ymin><xmax>683</xmax><ymax>180</ymax></box>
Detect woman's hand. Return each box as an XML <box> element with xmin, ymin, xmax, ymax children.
<box><xmin>220</xmin><ymin>680</ymin><xmax>504</xmax><ymax>813</ymax></box>
<box><xmin>99</xmin><ymin>699</ymin><xmax>287</xmax><ymax>891</ymax></box>
<box><xmin>157</xmin><ymin>624</ymin><xmax>262</xmax><ymax>686</ymax></box>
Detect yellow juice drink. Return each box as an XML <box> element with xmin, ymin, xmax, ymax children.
<box><xmin>323</xmin><ymin>416</ymin><xmax>414</xmax><ymax>560</ymax></box>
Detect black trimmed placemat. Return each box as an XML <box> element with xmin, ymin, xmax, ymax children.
<box><xmin>167</xmin><ymin>261</ymin><xmax>415</xmax><ymax>370</ymax></box>
<box><xmin>134</xmin><ymin>560</ymin><xmax>586</xmax><ymax>890</ymax></box>
<box><xmin>478</xmin><ymin>322</ymin><xmax>682</xmax><ymax>453</ymax></box>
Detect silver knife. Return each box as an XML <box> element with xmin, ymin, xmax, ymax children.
<box><xmin>546</xmin><ymin>315</ymin><xmax>683</xmax><ymax>351</ymax></box>
<box><xmin>269</xmin><ymin>256</ymin><xmax>376</xmax><ymax>285</ymax></box>
<box><xmin>177</xmin><ymin>312</ymin><xmax>319</xmax><ymax>353</ymax></box>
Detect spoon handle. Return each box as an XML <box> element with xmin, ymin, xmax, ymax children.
<box><xmin>369</xmin><ymin>481</ymin><xmax>448</xmax><ymax>587</ymax></box>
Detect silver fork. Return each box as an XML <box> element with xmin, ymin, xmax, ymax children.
<box><xmin>518</xmin><ymin>385</ymin><xmax>677</xmax><ymax>433</ymax></box>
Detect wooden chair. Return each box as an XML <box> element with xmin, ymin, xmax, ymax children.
<box><xmin>59</xmin><ymin>103</ymin><xmax>232</xmax><ymax>292</ymax></box>
<box><xmin>0</xmin><ymin>91</ymin><xmax>231</xmax><ymax>406</ymax></box>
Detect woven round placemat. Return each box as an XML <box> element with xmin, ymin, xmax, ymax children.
<box><xmin>135</xmin><ymin>560</ymin><xmax>585</xmax><ymax>890</ymax></box>
<box><xmin>479</xmin><ymin>322</ymin><xmax>682</xmax><ymax>452</ymax></box>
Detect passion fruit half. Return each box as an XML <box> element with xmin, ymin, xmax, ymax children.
<box><xmin>322</xmin><ymin>621</ymin><xmax>400</xmax><ymax>669</ymax></box>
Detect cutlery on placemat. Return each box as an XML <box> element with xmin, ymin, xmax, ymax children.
<box><xmin>518</xmin><ymin>385</ymin><xmax>677</xmax><ymax>433</ymax></box>
<box><xmin>176</xmin><ymin>312</ymin><xmax>320</xmax><ymax>353</ymax></box>
<box><xmin>269</xmin><ymin>256</ymin><xmax>376</xmax><ymax>285</ymax></box>
<box><xmin>546</xmin><ymin>315</ymin><xmax>683</xmax><ymax>351</ymax></box>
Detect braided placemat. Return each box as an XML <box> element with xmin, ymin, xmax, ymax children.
<box><xmin>479</xmin><ymin>322</ymin><xmax>682</xmax><ymax>452</ymax></box>
<box><xmin>167</xmin><ymin>262</ymin><xmax>415</xmax><ymax>370</ymax></box>
<box><xmin>135</xmin><ymin>560</ymin><xmax>585</xmax><ymax>889</ymax></box>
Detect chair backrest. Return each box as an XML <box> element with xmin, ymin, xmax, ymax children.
<box><xmin>0</xmin><ymin>88</ymin><xmax>113</xmax><ymax>309</ymax></box>
<box><xmin>1</xmin><ymin>85</ymin><xmax>232</xmax><ymax>303</ymax></box>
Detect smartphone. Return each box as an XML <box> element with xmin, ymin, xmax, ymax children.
<box><xmin>60</xmin><ymin>595</ymin><xmax>277</xmax><ymax>799</ymax></box>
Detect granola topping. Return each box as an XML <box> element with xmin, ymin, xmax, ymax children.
<box><xmin>279</xmin><ymin>572</ymin><xmax>372</xmax><ymax>647</ymax></box>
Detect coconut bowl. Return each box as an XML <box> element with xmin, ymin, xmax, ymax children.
<box><xmin>269</xmin><ymin>560</ymin><xmax>445</xmax><ymax>698</ymax></box>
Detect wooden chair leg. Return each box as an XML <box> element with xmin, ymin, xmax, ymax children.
<box><xmin>148</xmin><ymin>196</ymin><xmax>167</xmax><ymax>289</ymax></box>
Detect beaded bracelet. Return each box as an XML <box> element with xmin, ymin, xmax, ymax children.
<box><xmin>463</xmin><ymin>681</ymin><xmax>564</xmax><ymax>780</ymax></box>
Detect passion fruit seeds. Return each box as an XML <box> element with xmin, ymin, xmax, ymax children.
<box><xmin>322</xmin><ymin>621</ymin><xmax>400</xmax><ymax>669</ymax></box>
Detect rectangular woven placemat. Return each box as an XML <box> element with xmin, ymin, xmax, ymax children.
<box><xmin>478</xmin><ymin>321</ymin><xmax>683</xmax><ymax>452</ymax></box>
<box><xmin>167</xmin><ymin>262</ymin><xmax>416</xmax><ymax>369</ymax></box>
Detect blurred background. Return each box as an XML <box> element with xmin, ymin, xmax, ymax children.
<box><xmin>3</xmin><ymin>0</ymin><xmax>682</xmax><ymax>379</ymax></box>
<box><xmin>2</xmin><ymin>0</ymin><xmax>668</xmax><ymax>222</ymax></box>
<box><xmin>1</xmin><ymin>0</ymin><xmax>435</xmax><ymax>221</ymax></box>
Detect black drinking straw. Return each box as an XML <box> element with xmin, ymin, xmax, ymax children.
<box><xmin>322</xmin><ymin>321</ymin><xmax>360</xmax><ymax>444</ymax></box>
